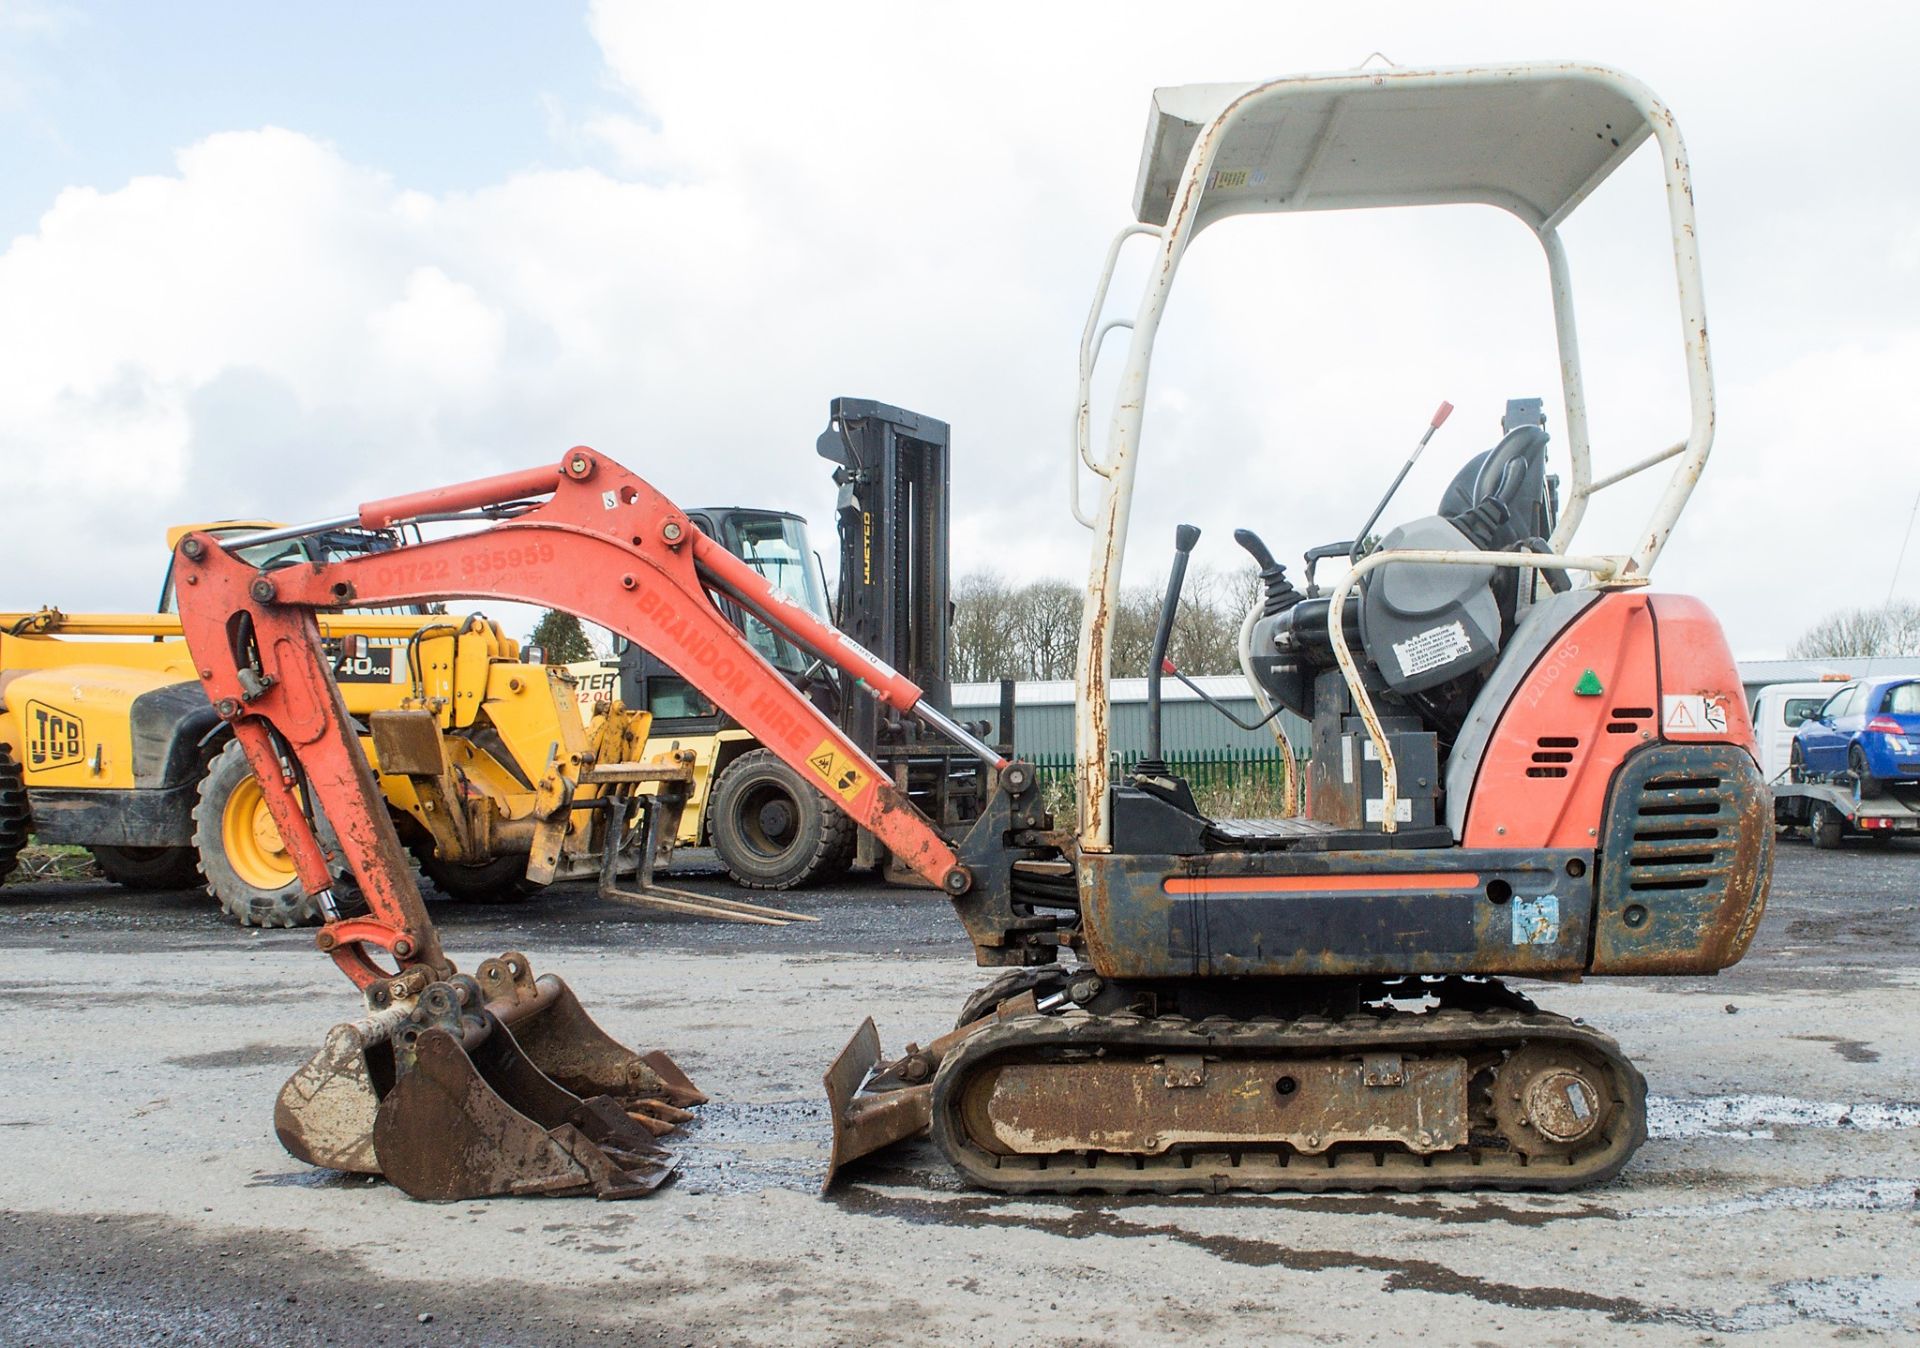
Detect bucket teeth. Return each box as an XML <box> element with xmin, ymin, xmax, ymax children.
<box><xmin>274</xmin><ymin>955</ymin><xmax>701</xmax><ymax>1201</ymax></box>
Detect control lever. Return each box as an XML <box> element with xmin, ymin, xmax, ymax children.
<box><xmin>1139</xmin><ymin>524</ymin><xmax>1200</xmax><ymax>777</ymax></box>
<box><xmin>1234</xmin><ymin>529</ymin><xmax>1302</xmax><ymax>616</ymax></box>
<box><xmin>1350</xmin><ymin>400</ymin><xmax>1454</xmax><ymax>564</ymax></box>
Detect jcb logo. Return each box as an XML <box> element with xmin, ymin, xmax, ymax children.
<box><xmin>24</xmin><ymin>700</ymin><xmax>85</xmax><ymax>769</ymax></box>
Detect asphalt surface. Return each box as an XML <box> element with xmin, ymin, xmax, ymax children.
<box><xmin>1</xmin><ymin>838</ymin><xmax>1917</xmax><ymax>1345</ymax></box>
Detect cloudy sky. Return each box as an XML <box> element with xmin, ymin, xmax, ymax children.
<box><xmin>2</xmin><ymin>1</ymin><xmax>1915</xmax><ymax>657</ymax></box>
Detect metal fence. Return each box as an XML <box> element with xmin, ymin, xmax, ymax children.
<box><xmin>1028</xmin><ymin>746</ymin><xmax>1300</xmax><ymax>799</ymax></box>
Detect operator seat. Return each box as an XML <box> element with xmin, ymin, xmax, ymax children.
<box><xmin>1355</xmin><ymin>422</ymin><xmax>1555</xmax><ymax>696</ymax></box>
<box><xmin>1242</xmin><ymin>415</ymin><xmax>1561</xmax><ymax>727</ymax></box>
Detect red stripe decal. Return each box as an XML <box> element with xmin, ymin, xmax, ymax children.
<box><xmin>1163</xmin><ymin>872</ymin><xmax>1484</xmax><ymax>897</ymax></box>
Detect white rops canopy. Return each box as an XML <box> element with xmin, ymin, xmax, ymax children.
<box><xmin>1070</xmin><ymin>64</ymin><xmax>1715</xmax><ymax>849</ymax></box>
<box><xmin>1132</xmin><ymin>69</ymin><xmax>1662</xmax><ymax>232</ymax></box>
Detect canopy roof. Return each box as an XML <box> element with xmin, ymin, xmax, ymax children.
<box><xmin>1132</xmin><ymin>65</ymin><xmax>1662</xmax><ymax>232</ymax></box>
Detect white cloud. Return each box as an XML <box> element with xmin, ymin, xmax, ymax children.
<box><xmin>366</xmin><ymin>267</ymin><xmax>504</xmax><ymax>396</ymax></box>
<box><xmin>0</xmin><ymin>2</ymin><xmax>1915</xmax><ymax>656</ymax></box>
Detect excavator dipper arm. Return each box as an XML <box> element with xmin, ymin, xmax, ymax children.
<box><xmin>173</xmin><ymin>447</ymin><xmax>974</xmax><ymax>992</ymax></box>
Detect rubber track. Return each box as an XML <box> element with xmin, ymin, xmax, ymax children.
<box><xmin>929</xmin><ymin>1006</ymin><xmax>1646</xmax><ymax>1195</ymax></box>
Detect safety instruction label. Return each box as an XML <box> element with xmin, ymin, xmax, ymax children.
<box><xmin>1393</xmin><ymin>621</ymin><xmax>1472</xmax><ymax>680</ymax></box>
<box><xmin>807</xmin><ymin>739</ymin><xmax>871</xmax><ymax>804</ymax></box>
<box><xmin>1511</xmin><ymin>894</ymin><xmax>1560</xmax><ymax>945</ymax></box>
<box><xmin>1662</xmin><ymin>694</ymin><xmax>1728</xmax><ymax>736</ymax></box>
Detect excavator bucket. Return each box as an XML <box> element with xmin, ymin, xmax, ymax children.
<box><xmin>274</xmin><ymin>953</ymin><xmax>702</xmax><ymax>1200</ymax></box>
<box><xmin>274</xmin><ymin>1006</ymin><xmax>408</xmax><ymax>1174</ymax></box>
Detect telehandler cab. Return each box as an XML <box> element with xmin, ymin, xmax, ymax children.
<box><xmin>172</xmin><ymin>62</ymin><xmax>1767</xmax><ymax>1200</ymax></box>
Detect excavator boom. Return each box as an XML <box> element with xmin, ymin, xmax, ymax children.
<box><xmin>172</xmin><ymin>447</ymin><xmax>993</xmax><ymax>1198</ymax></box>
<box><xmin>175</xmin><ymin>447</ymin><xmax>973</xmax><ymax>984</ymax></box>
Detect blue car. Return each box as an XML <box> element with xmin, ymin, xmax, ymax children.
<box><xmin>1790</xmin><ymin>677</ymin><xmax>1920</xmax><ymax>794</ymax></box>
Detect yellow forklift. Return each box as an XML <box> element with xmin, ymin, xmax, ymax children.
<box><xmin>618</xmin><ymin>398</ymin><xmax>993</xmax><ymax>889</ymax></box>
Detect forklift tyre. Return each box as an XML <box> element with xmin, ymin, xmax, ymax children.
<box><xmin>0</xmin><ymin>746</ymin><xmax>27</xmax><ymax>885</ymax></box>
<box><xmin>416</xmin><ymin>850</ymin><xmax>538</xmax><ymax>903</ymax></box>
<box><xmin>709</xmin><ymin>749</ymin><xmax>855</xmax><ymax>890</ymax></box>
<box><xmin>1808</xmin><ymin>802</ymin><xmax>1844</xmax><ymax>851</ymax></box>
<box><xmin>89</xmin><ymin>845</ymin><xmax>202</xmax><ymax>891</ymax></box>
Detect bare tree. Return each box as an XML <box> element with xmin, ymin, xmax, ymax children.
<box><xmin>950</xmin><ymin>565</ymin><xmax>1260</xmax><ymax>679</ymax></box>
<box><xmin>949</xmin><ymin>572</ymin><xmax>1017</xmax><ymax>681</ymax></box>
<box><xmin>1788</xmin><ymin>600</ymin><xmax>1920</xmax><ymax>659</ymax></box>
<box><xmin>1009</xmin><ymin>580</ymin><xmax>1083</xmax><ymax>680</ymax></box>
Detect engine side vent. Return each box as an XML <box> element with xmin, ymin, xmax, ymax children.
<box><xmin>1627</xmin><ymin>772</ymin><xmax>1727</xmax><ymax>891</ymax></box>
<box><xmin>1608</xmin><ymin>705</ymin><xmax>1654</xmax><ymax>735</ymax></box>
<box><xmin>1592</xmin><ymin>743</ymin><xmax>1772</xmax><ymax>976</ymax></box>
<box><xmin>1527</xmin><ymin>734</ymin><xmax>1580</xmax><ymax>778</ymax></box>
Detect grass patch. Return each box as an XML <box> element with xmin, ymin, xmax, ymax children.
<box><xmin>5</xmin><ymin>843</ymin><xmax>99</xmax><ymax>885</ymax></box>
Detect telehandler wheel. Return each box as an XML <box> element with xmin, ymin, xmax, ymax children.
<box><xmin>1808</xmin><ymin>802</ymin><xmax>1844</xmax><ymax>851</ymax></box>
<box><xmin>0</xmin><ymin>746</ymin><xmax>28</xmax><ymax>885</ymax></box>
<box><xmin>708</xmin><ymin>748</ymin><xmax>855</xmax><ymax>890</ymax></box>
<box><xmin>415</xmin><ymin>849</ymin><xmax>537</xmax><ymax>903</ymax></box>
<box><xmin>192</xmin><ymin>740</ymin><xmax>322</xmax><ymax>928</ymax></box>
<box><xmin>89</xmin><ymin>845</ymin><xmax>202</xmax><ymax>891</ymax></box>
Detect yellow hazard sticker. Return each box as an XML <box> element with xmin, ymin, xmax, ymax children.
<box><xmin>807</xmin><ymin>739</ymin><xmax>871</xmax><ymax>804</ymax></box>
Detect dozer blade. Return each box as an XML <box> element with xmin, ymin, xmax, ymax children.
<box><xmin>821</xmin><ymin>1018</ymin><xmax>931</xmax><ymax>1192</ymax></box>
<box><xmin>821</xmin><ymin>995</ymin><xmax>1045</xmax><ymax>1191</ymax></box>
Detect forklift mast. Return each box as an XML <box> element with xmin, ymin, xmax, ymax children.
<box><xmin>817</xmin><ymin>397</ymin><xmax>954</xmax><ymax>752</ymax></box>
<box><xmin>616</xmin><ymin>397</ymin><xmax>955</xmax><ymax>760</ymax></box>
<box><xmin>612</xmin><ymin>398</ymin><xmax>980</xmax><ymax>876</ymax></box>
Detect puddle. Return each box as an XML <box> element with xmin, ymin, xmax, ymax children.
<box><xmin>837</xmin><ymin>1188</ymin><xmax>1661</xmax><ymax>1323</ymax></box>
<box><xmin>1789</xmin><ymin>1035</ymin><xmax>1882</xmax><ymax>1063</ymax></box>
<box><xmin>1716</xmin><ymin>1276</ymin><xmax>1920</xmax><ymax>1333</ymax></box>
<box><xmin>838</xmin><ymin>1188</ymin><xmax>1920</xmax><ymax>1333</ymax></box>
<box><xmin>165</xmin><ymin>1043</ymin><xmax>311</xmax><ymax>1071</ymax></box>
<box><xmin>1648</xmin><ymin>1093</ymin><xmax>1920</xmax><ymax>1140</ymax></box>
<box><xmin>671</xmin><ymin>1098</ymin><xmax>831</xmax><ymax>1197</ymax></box>
<box><xmin>1635</xmin><ymin>1176</ymin><xmax>1920</xmax><ymax>1219</ymax></box>
<box><xmin>1259</xmin><ymin>1193</ymin><xmax>1617</xmax><ymax>1227</ymax></box>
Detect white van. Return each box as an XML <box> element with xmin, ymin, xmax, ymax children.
<box><xmin>1750</xmin><ymin>680</ymin><xmax>1847</xmax><ymax>783</ymax></box>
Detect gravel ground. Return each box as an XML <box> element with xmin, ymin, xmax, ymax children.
<box><xmin>1</xmin><ymin>838</ymin><xmax>1916</xmax><ymax>1345</ymax></box>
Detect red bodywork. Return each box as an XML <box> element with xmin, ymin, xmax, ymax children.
<box><xmin>173</xmin><ymin>449</ymin><xmax>962</xmax><ymax>992</ymax></box>
<box><xmin>1462</xmin><ymin>592</ymin><xmax>1756</xmax><ymax>849</ymax></box>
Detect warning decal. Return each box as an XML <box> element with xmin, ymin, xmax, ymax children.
<box><xmin>1662</xmin><ymin>694</ymin><xmax>1728</xmax><ymax>737</ymax></box>
<box><xmin>1392</xmin><ymin>620</ymin><xmax>1473</xmax><ymax>680</ymax></box>
<box><xmin>1511</xmin><ymin>894</ymin><xmax>1561</xmax><ymax>946</ymax></box>
<box><xmin>806</xmin><ymin>739</ymin><xmax>871</xmax><ymax>804</ymax></box>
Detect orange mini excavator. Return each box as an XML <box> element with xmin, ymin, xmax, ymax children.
<box><xmin>174</xmin><ymin>63</ymin><xmax>1769</xmax><ymax>1200</ymax></box>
